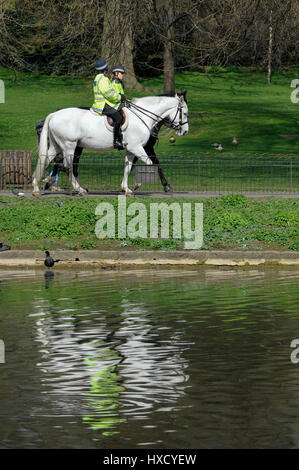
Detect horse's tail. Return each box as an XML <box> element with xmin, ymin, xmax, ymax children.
<box><xmin>32</xmin><ymin>113</ymin><xmax>54</xmax><ymax>193</ymax></box>
<box><xmin>39</xmin><ymin>112</ymin><xmax>53</xmax><ymax>161</ymax></box>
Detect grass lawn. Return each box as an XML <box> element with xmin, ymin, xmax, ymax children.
<box><xmin>0</xmin><ymin>194</ymin><xmax>298</xmax><ymax>251</ymax></box>
<box><xmin>0</xmin><ymin>66</ymin><xmax>298</xmax><ymax>155</ymax></box>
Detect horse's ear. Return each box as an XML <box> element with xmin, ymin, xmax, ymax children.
<box><xmin>178</xmin><ymin>90</ymin><xmax>187</xmax><ymax>104</ymax></box>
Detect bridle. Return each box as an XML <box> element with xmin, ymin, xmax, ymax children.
<box><xmin>168</xmin><ymin>101</ymin><xmax>189</xmax><ymax>131</ymax></box>
<box><xmin>126</xmin><ymin>98</ymin><xmax>188</xmax><ymax>134</ymax></box>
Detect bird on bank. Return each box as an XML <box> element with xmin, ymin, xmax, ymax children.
<box><xmin>11</xmin><ymin>188</ymin><xmax>24</xmax><ymax>196</ymax></box>
<box><xmin>44</xmin><ymin>251</ymin><xmax>60</xmax><ymax>268</ymax></box>
<box><xmin>0</xmin><ymin>242</ymin><xmax>11</xmax><ymax>252</ymax></box>
<box><xmin>211</xmin><ymin>142</ymin><xmax>223</xmax><ymax>151</ymax></box>
<box><xmin>232</xmin><ymin>137</ymin><xmax>238</xmax><ymax>146</ymax></box>
<box><xmin>55</xmin><ymin>201</ymin><xmax>64</xmax><ymax>207</ymax></box>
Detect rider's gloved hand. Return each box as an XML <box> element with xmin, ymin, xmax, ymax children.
<box><xmin>121</xmin><ymin>94</ymin><xmax>127</xmax><ymax>103</ymax></box>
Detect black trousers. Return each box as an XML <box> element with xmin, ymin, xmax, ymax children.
<box><xmin>102</xmin><ymin>103</ymin><xmax>123</xmax><ymax>124</ymax></box>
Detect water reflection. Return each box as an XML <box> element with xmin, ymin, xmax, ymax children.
<box><xmin>44</xmin><ymin>271</ymin><xmax>55</xmax><ymax>289</ymax></box>
<box><xmin>30</xmin><ymin>277</ymin><xmax>191</xmax><ymax>437</ymax></box>
<box><xmin>0</xmin><ymin>268</ymin><xmax>299</xmax><ymax>448</ymax></box>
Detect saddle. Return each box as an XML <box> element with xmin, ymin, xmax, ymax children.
<box><xmin>106</xmin><ymin>108</ymin><xmax>126</xmax><ymax>127</ymax></box>
<box><xmin>89</xmin><ymin>107</ymin><xmax>129</xmax><ymax>132</ymax></box>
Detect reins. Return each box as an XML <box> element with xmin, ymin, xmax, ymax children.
<box><xmin>125</xmin><ymin>97</ymin><xmax>188</xmax><ymax>134</ymax></box>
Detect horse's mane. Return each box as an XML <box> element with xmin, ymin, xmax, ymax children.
<box><xmin>131</xmin><ymin>95</ymin><xmax>176</xmax><ymax>105</ymax></box>
<box><xmin>160</xmin><ymin>92</ymin><xmax>188</xmax><ymax>104</ymax></box>
<box><xmin>131</xmin><ymin>92</ymin><xmax>187</xmax><ymax>105</ymax></box>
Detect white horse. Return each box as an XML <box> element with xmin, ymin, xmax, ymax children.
<box><xmin>32</xmin><ymin>92</ymin><xmax>189</xmax><ymax>196</ymax></box>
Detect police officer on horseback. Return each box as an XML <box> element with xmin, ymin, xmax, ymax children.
<box><xmin>92</xmin><ymin>58</ymin><xmax>126</xmax><ymax>150</ymax></box>
<box><xmin>111</xmin><ymin>65</ymin><xmax>126</xmax><ymax>96</ymax></box>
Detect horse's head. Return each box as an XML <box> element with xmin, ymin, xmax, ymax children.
<box><xmin>169</xmin><ymin>91</ymin><xmax>189</xmax><ymax>136</ymax></box>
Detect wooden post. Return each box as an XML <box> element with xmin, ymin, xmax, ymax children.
<box><xmin>0</xmin><ymin>150</ymin><xmax>32</xmax><ymax>189</ymax></box>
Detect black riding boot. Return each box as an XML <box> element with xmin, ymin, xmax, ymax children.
<box><xmin>113</xmin><ymin>123</ymin><xmax>124</xmax><ymax>150</ymax></box>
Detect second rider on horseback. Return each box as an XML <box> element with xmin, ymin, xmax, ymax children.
<box><xmin>92</xmin><ymin>58</ymin><xmax>126</xmax><ymax>150</ymax></box>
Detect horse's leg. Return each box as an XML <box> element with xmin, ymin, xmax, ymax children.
<box><xmin>121</xmin><ymin>152</ymin><xmax>135</xmax><ymax>196</ymax></box>
<box><xmin>32</xmin><ymin>143</ymin><xmax>57</xmax><ymax>194</ymax></box>
<box><xmin>43</xmin><ymin>153</ymin><xmax>62</xmax><ymax>190</ymax></box>
<box><xmin>132</xmin><ymin>153</ymin><xmax>170</xmax><ymax>192</ymax></box>
<box><xmin>143</xmin><ymin>140</ymin><xmax>172</xmax><ymax>192</ymax></box>
<box><xmin>122</xmin><ymin>145</ymin><xmax>153</xmax><ymax>196</ymax></box>
<box><xmin>44</xmin><ymin>146</ymin><xmax>83</xmax><ymax>191</ymax></box>
<box><xmin>73</xmin><ymin>147</ymin><xmax>83</xmax><ymax>178</ymax></box>
<box><xmin>43</xmin><ymin>174</ymin><xmax>58</xmax><ymax>191</ymax></box>
<box><xmin>62</xmin><ymin>143</ymin><xmax>87</xmax><ymax>195</ymax></box>
<box><xmin>150</xmin><ymin>155</ymin><xmax>172</xmax><ymax>192</ymax></box>
<box><xmin>131</xmin><ymin>156</ymin><xmax>142</xmax><ymax>192</ymax></box>
<box><xmin>132</xmin><ymin>150</ymin><xmax>172</xmax><ymax>193</ymax></box>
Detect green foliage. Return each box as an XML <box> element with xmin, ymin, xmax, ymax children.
<box><xmin>80</xmin><ymin>239</ymin><xmax>97</xmax><ymax>249</ymax></box>
<box><xmin>0</xmin><ymin>198</ymin><xmax>97</xmax><ymax>242</ymax></box>
<box><xmin>288</xmin><ymin>240</ymin><xmax>299</xmax><ymax>250</ymax></box>
<box><xmin>214</xmin><ymin>210</ymin><xmax>249</xmax><ymax>229</ymax></box>
<box><xmin>220</xmin><ymin>194</ymin><xmax>249</xmax><ymax>208</ymax></box>
<box><xmin>0</xmin><ymin>195</ymin><xmax>299</xmax><ymax>251</ymax></box>
<box><xmin>272</xmin><ymin>211</ymin><xmax>299</xmax><ymax>227</ymax></box>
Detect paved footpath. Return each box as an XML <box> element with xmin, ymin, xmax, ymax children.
<box><xmin>1</xmin><ymin>190</ymin><xmax>299</xmax><ymax>198</ymax></box>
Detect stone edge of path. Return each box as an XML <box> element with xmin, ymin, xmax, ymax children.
<box><xmin>0</xmin><ymin>250</ymin><xmax>298</xmax><ymax>268</ymax></box>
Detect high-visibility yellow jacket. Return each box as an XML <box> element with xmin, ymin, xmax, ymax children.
<box><xmin>92</xmin><ymin>73</ymin><xmax>121</xmax><ymax>114</ymax></box>
<box><xmin>111</xmin><ymin>77</ymin><xmax>125</xmax><ymax>96</ymax></box>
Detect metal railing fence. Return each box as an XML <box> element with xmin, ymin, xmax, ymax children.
<box><xmin>1</xmin><ymin>151</ymin><xmax>299</xmax><ymax>194</ymax></box>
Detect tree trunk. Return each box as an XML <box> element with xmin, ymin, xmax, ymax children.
<box><xmin>267</xmin><ymin>9</ymin><xmax>273</xmax><ymax>84</ymax></box>
<box><xmin>162</xmin><ymin>0</ymin><xmax>175</xmax><ymax>94</ymax></box>
<box><xmin>101</xmin><ymin>0</ymin><xmax>143</xmax><ymax>91</ymax></box>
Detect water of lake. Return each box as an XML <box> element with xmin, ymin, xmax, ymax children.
<box><xmin>0</xmin><ymin>267</ymin><xmax>298</xmax><ymax>449</ymax></box>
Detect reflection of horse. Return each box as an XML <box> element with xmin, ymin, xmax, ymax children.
<box><xmin>32</xmin><ymin>283</ymin><xmax>189</xmax><ymax>434</ymax></box>
<box><xmin>33</xmin><ymin>93</ymin><xmax>189</xmax><ymax>196</ymax></box>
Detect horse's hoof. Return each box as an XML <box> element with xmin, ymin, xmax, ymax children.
<box><xmin>133</xmin><ymin>182</ymin><xmax>141</xmax><ymax>191</ymax></box>
<box><xmin>78</xmin><ymin>188</ymin><xmax>87</xmax><ymax>196</ymax></box>
<box><xmin>32</xmin><ymin>192</ymin><xmax>41</xmax><ymax>197</ymax></box>
<box><xmin>51</xmin><ymin>185</ymin><xmax>64</xmax><ymax>192</ymax></box>
<box><xmin>125</xmin><ymin>190</ymin><xmax>133</xmax><ymax>197</ymax></box>
<box><xmin>164</xmin><ymin>184</ymin><xmax>173</xmax><ymax>193</ymax></box>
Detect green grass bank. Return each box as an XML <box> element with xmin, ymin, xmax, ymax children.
<box><xmin>0</xmin><ymin>66</ymin><xmax>298</xmax><ymax>155</ymax></box>
<box><xmin>0</xmin><ymin>194</ymin><xmax>298</xmax><ymax>252</ymax></box>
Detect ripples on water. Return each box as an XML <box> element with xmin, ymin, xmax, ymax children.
<box><xmin>0</xmin><ymin>268</ymin><xmax>299</xmax><ymax>448</ymax></box>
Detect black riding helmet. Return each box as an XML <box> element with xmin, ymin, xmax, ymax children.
<box><xmin>112</xmin><ymin>65</ymin><xmax>126</xmax><ymax>74</ymax></box>
<box><xmin>95</xmin><ymin>58</ymin><xmax>108</xmax><ymax>71</ymax></box>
